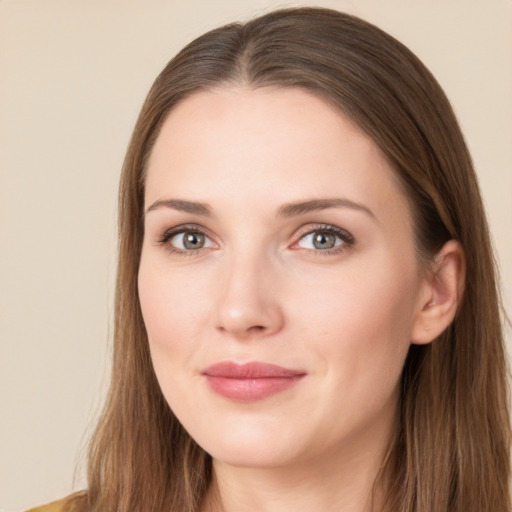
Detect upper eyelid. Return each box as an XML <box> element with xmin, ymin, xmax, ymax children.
<box><xmin>160</xmin><ymin>223</ymin><xmax>213</xmax><ymax>239</ymax></box>
<box><xmin>157</xmin><ymin>222</ymin><xmax>353</xmax><ymax>250</ymax></box>
<box><xmin>158</xmin><ymin>222</ymin><xmax>350</xmax><ymax>236</ymax></box>
<box><xmin>292</xmin><ymin>224</ymin><xmax>354</xmax><ymax>242</ymax></box>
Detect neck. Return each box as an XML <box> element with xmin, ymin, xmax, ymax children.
<box><xmin>201</xmin><ymin>422</ymin><xmax>394</xmax><ymax>512</ymax></box>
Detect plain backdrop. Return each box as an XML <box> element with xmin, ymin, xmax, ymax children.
<box><xmin>1</xmin><ymin>0</ymin><xmax>511</xmax><ymax>509</ymax></box>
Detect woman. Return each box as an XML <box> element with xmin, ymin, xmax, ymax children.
<box><xmin>29</xmin><ymin>7</ymin><xmax>510</xmax><ymax>512</ymax></box>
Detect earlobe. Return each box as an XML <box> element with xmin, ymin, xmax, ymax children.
<box><xmin>411</xmin><ymin>240</ymin><xmax>466</xmax><ymax>345</ymax></box>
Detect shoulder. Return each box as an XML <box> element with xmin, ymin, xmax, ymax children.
<box><xmin>25</xmin><ymin>498</ymin><xmax>67</xmax><ymax>512</ymax></box>
<box><xmin>25</xmin><ymin>494</ymin><xmax>84</xmax><ymax>512</ymax></box>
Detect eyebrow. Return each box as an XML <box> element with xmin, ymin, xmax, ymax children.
<box><xmin>145</xmin><ymin>197</ymin><xmax>375</xmax><ymax>220</ymax></box>
<box><xmin>277</xmin><ymin>198</ymin><xmax>376</xmax><ymax>220</ymax></box>
<box><xmin>146</xmin><ymin>199</ymin><xmax>212</xmax><ymax>216</ymax></box>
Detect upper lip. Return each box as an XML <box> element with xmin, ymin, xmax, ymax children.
<box><xmin>202</xmin><ymin>361</ymin><xmax>306</xmax><ymax>379</ymax></box>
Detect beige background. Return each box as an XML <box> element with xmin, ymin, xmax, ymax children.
<box><xmin>1</xmin><ymin>0</ymin><xmax>511</xmax><ymax>509</ymax></box>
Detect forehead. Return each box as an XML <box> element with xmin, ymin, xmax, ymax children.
<box><xmin>145</xmin><ymin>86</ymin><xmax>408</xmax><ymax>222</ymax></box>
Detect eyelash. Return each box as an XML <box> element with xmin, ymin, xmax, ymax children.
<box><xmin>157</xmin><ymin>223</ymin><xmax>355</xmax><ymax>257</ymax></box>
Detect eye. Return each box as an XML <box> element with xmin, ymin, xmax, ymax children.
<box><xmin>172</xmin><ymin>231</ymin><xmax>211</xmax><ymax>250</ymax></box>
<box><xmin>158</xmin><ymin>226</ymin><xmax>215</xmax><ymax>253</ymax></box>
<box><xmin>294</xmin><ymin>225</ymin><xmax>354</xmax><ymax>253</ymax></box>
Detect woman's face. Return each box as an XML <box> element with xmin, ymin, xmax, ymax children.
<box><xmin>139</xmin><ymin>87</ymin><xmax>430</xmax><ymax>469</ymax></box>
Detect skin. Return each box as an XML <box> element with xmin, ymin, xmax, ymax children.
<box><xmin>138</xmin><ymin>87</ymin><xmax>462</xmax><ymax>512</ymax></box>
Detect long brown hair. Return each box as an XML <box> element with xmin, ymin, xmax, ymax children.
<box><xmin>69</xmin><ymin>7</ymin><xmax>510</xmax><ymax>512</ymax></box>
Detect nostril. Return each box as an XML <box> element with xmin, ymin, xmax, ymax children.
<box><xmin>214</xmin><ymin>290</ymin><xmax>285</xmax><ymax>338</ymax></box>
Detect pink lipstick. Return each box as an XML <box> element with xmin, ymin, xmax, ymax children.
<box><xmin>202</xmin><ymin>361</ymin><xmax>306</xmax><ymax>402</ymax></box>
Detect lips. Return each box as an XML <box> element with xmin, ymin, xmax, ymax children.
<box><xmin>202</xmin><ymin>361</ymin><xmax>306</xmax><ymax>402</ymax></box>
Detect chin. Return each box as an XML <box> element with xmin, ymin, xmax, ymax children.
<box><xmin>188</xmin><ymin>416</ymin><xmax>309</xmax><ymax>469</ymax></box>
<box><xmin>208</xmin><ymin>441</ymin><xmax>298</xmax><ymax>469</ymax></box>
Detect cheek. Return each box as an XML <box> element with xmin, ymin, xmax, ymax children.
<box><xmin>295</xmin><ymin>255</ymin><xmax>418</xmax><ymax>335</ymax></box>
<box><xmin>293</xmin><ymin>255</ymin><xmax>420</xmax><ymax>388</ymax></box>
<box><xmin>137</xmin><ymin>261</ymin><xmax>207</xmax><ymax>402</ymax></box>
<box><xmin>138</xmin><ymin>259</ymin><xmax>210</xmax><ymax>345</ymax></box>
<box><xmin>138</xmin><ymin>261</ymin><xmax>206</xmax><ymax>412</ymax></box>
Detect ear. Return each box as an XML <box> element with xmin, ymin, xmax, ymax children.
<box><xmin>411</xmin><ymin>240</ymin><xmax>466</xmax><ymax>345</ymax></box>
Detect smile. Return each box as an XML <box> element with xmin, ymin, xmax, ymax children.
<box><xmin>201</xmin><ymin>361</ymin><xmax>306</xmax><ymax>402</ymax></box>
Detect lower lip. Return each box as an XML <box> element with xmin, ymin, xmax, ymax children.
<box><xmin>204</xmin><ymin>375</ymin><xmax>304</xmax><ymax>402</ymax></box>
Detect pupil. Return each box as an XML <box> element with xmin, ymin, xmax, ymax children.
<box><xmin>313</xmin><ymin>232</ymin><xmax>335</xmax><ymax>249</ymax></box>
<box><xmin>184</xmin><ymin>232</ymin><xmax>204</xmax><ymax>249</ymax></box>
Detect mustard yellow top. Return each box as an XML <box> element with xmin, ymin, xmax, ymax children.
<box><xmin>26</xmin><ymin>497</ymin><xmax>69</xmax><ymax>512</ymax></box>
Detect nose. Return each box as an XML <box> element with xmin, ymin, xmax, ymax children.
<box><xmin>214</xmin><ymin>252</ymin><xmax>285</xmax><ymax>340</ymax></box>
